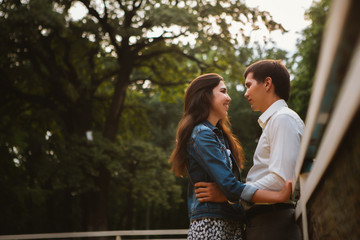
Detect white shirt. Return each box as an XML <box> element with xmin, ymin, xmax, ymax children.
<box><xmin>246</xmin><ymin>100</ymin><xmax>304</xmax><ymax>191</ymax></box>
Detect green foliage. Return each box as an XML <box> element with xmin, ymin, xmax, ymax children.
<box><xmin>289</xmin><ymin>0</ymin><xmax>331</xmax><ymax>120</ymax></box>
<box><xmin>0</xmin><ymin>0</ymin><xmax>293</xmax><ymax>234</ymax></box>
<box><xmin>108</xmin><ymin>137</ymin><xmax>183</xmax><ymax>229</ymax></box>
<box><xmin>119</xmin><ymin>139</ymin><xmax>182</xmax><ymax>208</ymax></box>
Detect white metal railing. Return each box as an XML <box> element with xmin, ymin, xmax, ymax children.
<box><xmin>0</xmin><ymin>229</ymin><xmax>188</xmax><ymax>240</ymax></box>
<box><xmin>292</xmin><ymin>0</ymin><xmax>352</xmax><ymax>185</ymax></box>
<box><xmin>292</xmin><ymin>0</ymin><xmax>360</xmax><ymax>239</ymax></box>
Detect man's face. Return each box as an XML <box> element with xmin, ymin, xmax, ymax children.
<box><xmin>244</xmin><ymin>72</ymin><xmax>267</xmax><ymax>112</ymax></box>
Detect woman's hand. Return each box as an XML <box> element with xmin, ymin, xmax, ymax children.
<box><xmin>279</xmin><ymin>179</ymin><xmax>292</xmax><ymax>202</ymax></box>
<box><xmin>251</xmin><ymin>180</ymin><xmax>292</xmax><ymax>203</ymax></box>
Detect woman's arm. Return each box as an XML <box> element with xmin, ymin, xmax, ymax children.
<box><xmin>191</xmin><ymin>129</ymin><xmax>258</xmax><ymax>203</ymax></box>
<box><xmin>251</xmin><ymin>180</ymin><xmax>292</xmax><ymax>203</ymax></box>
<box><xmin>195</xmin><ymin>180</ymin><xmax>292</xmax><ymax>203</ymax></box>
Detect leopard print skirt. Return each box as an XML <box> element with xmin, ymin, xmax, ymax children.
<box><xmin>187</xmin><ymin>218</ymin><xmax>243</xmax><ymax>240</ymax></box>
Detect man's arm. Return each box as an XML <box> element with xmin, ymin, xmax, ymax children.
<box><xmin>195</xmin><ymin>180</ymin><xmax>292</xmax><ymax>203</ymax></box>
<box><xmin>247</xmin><ymin>114</ymin><xmax>303</xmax><ymax>191</ymax></box>
<box><xmin>266</xmin><ymin>114</ymin><xmax>303</xmax><ymax>184</ymax></box>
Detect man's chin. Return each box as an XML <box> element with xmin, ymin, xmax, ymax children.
<box><xmin>250</xmin><ymin>106</ymin><xmax>261</xmax><ymax>112</ymax></box>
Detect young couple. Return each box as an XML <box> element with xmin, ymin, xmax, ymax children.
<box><xmin>169</xmin><ymin>60</ymin><xmax>304</xmax><ymax>240</ymax></box>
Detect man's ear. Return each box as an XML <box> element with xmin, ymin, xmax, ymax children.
<box><xmin>264</xmin><ymin>77</ymin><xmax>272</xmax><ymax>91</ymax></box>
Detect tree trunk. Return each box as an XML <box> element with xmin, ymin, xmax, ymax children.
<box><xmin>82</xmin><ymin>166</ymin><xmax>110</xmax><ymax>232</ymax></box>
<box><xmin>103</xmin><ymin>70</ymin><xmax>131</xmax><ymax>141</ymax></box>
<box><xmin>125</xmin><ymin>181</ymin><xmax>134</xmax><ymax>229</ymax></box>
<box><xmin>66</xmin><ymin>96</ymin><xmax>111</xmax><ymax>233</ymax></box>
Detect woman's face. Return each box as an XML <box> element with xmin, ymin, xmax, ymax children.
<box><xmin>208</xmin><ymin>81</ymin><xmax>231</xmax><ymax>123</ymax></box>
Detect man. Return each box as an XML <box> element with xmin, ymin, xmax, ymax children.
<box><xmin>195</xmin><ymin>59</ymin><xmax>304</xmax><ymax>240</ymax></box>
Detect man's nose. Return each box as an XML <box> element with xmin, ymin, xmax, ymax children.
<box><xmin>244</xmin><ymin>90</ymin><xmax>249</xmax><ymax>98</ymax></box>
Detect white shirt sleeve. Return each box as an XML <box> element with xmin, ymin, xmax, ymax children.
<box><xmin>246</xmin><ymin>101</ymin><xmax>304</xmax><ymax>192</ymax></box>
<box><xmin>268</xmin><ymin>114</ymin><xmax>302</xmax><ymax>182</ymax></box>
<box><xmin>247</xmin><ymin>172</ymin><xmax>285</xmax><ymax>191</ymax></box>
<box><xmin>248</xmin><ymin>113</ymin><xmax>303</xmax><ymax>191</ymax></box>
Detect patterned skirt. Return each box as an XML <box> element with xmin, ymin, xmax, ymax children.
<box><xmin>187</xmin><ymin>217</ymin><xmax>243</xmax><ymax>240</ymax></box>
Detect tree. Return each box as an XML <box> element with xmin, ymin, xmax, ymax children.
<box><xmin>289</xmin><ymin>0</ymin><xmax>331</xmax><ymax>120</ymax></box>
<box><xmin>0</xmin><ymin>0</ymin><xmax>286</xmax><ymax>232</ymax></box>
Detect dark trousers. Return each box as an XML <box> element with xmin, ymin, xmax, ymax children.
<box><xmin>245</xmin><ymin>204</ymin><xmax>302</xmax><ymax>240</ymax></box>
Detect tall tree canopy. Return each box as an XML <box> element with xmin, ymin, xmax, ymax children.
<box><xmin>289</xmin><ymin>0</ymin><xmax>331</xmax><ymax>120</ymax></box>
<box><xmin>0</xmin><ymin>0</ymin><xmax>287</xmax><ymax>233</ymax></box>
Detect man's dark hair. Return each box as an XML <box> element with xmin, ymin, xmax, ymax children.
<box><xmin>244</xmin><ymin>59</ymin><xmax>290</xmax><ymax>101</ymax></box>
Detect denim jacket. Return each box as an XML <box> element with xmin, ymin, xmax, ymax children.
<box><xmin>186</xmin><ymin>120</ymin><xmax>258</xmax><ymax>221</ymax></box>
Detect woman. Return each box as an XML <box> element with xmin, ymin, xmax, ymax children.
<box><xmin>169</xmin><ymin>73</ymin><xmax>291</xmax><ymax>239</ymax></box>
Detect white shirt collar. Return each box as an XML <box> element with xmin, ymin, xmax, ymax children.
<box><xmin>258</xmin><ymin>99</ymin><xmax>287</xmax><ymax>130</ymax></box>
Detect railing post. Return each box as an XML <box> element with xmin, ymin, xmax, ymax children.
<box><xmin>299</xmin><ymin>173</ymin><xmax>309</xmax><ymax>240</ymax></box>
<box><xmin>115</xmin><ymin>235</ymin><xmax>121</xmax><ymax>240</ymax></box>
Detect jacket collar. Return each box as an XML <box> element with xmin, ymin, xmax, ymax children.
<box><xmin>258</xmin><ymin>99</ymin><xmax>287</xmax><ymax>130</ymax></box>
<box><xmin>203</xmin><ymin>120</ymin><xmax>217</xmax><ymax>130</ymax></box>
<box><xmin>203</xmin><ymin>120</ymin><xmax>223</xmax><ymax>136</ymax></box>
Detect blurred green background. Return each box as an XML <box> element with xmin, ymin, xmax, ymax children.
<box><xmin>0</xmin><ymin>0</ymin><xmax>330</xmax><ymax>234</ymax></box>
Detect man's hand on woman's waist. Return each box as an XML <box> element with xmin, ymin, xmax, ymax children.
<box><xmin>195</xmin><ymin>182</ymin><xmax>227</xmax><ymax>203</ymax></box>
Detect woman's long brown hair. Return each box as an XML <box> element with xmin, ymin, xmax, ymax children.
<box><xmin>169</xmin><ymin>73</ymin><xmax>245</xmax><ymax>177</ymax></box>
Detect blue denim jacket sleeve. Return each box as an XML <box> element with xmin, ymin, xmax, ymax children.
<box><xmin>191</xmin><ymin>127</ymin><xmax>258</xmax><ymax>203</ymax></box>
